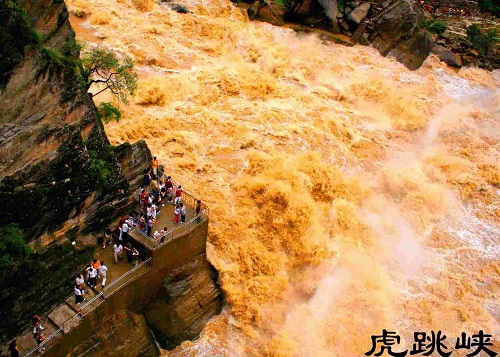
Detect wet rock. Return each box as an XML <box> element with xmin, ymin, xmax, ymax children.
<box><xmin>348</xmin><ymin>2</ymin><xmax>370</xmax><ymax>24</ymax></box>
<box><xmin>168</xmin><ymin>3</ymin><xmax>192</xmax><ymax>13</ymax></box>
<box><xmin>255</xmin><ymin>3</ymin><xmax>286</xmax><ymax>26</ymax></box>
<box><xmin>370</xmin><ymin>1</ymin><xmax>423</xmax><ymax>57</ymax></box>
<box><xmin>247</xmin><ymin>1</ymin><xmax>261</xmax><ymax>19</ymax></box>
<box><xmin>144</xmin><ymin>255</ymin><xmax>223</xmax><ymax>349</ymax></box>
<box><xmin>432</xmin><ymin>45</ymin><xmax>463</xmax><ymax>67</ymax></box>
<box><xmin>339</xmin><ymin>19</ymin><xmax>351</xmax><ymax>31</ymax></box>
<box><xmin>317</xmin><ymin>0</ymin><xmax>338</xmax><ymax>20</ymax></box>
<box><xmin>114</xmin><ymin>139</ymin><xmax>152</xmax><ymax>192</ymax></box>
<box><xmin>70</xmin><ymin>309</ymin><xmax>159</xmax><ymax>357</ymax></box>
<box><xmin>388</xmin><ymin>29</ymin><xmax>433</xmax><ymax>70</ymax></box>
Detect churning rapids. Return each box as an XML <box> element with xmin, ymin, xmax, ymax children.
<box><xmin>66</xmin><ymin>0</ymin><xmax>499</xmax><ymax>355</ymax></box>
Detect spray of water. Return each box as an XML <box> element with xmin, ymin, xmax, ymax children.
<box><xmin>65</xmin><ymin>0</ymin><xmax>500</xmax><ymax>355</ymax></box>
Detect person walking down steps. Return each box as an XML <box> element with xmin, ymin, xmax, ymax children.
<box><xmin>31</xmin><ymin>313</ymin><xmax>45</xmax><ymax>334</ymax></box>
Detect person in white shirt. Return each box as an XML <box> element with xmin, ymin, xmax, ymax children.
<box><xmin>121</xmin><ymin>221</ymin><xmax>130</xmax><ymax>242</ymax></box>
<box><xmin>180</xmin><ymin>203</ymin><xmax>187</xmax><ymax>223</ymax></box>
<box><xmin>87</xmin><ymin>267</ymin><xmax>98</xmax><ymax>288</ymax></box>
<box><xmin>74</xmin><ymin>286</ymin><xmax>85</xmax><ymax>304</ymax></box>
<box><xmin>113</xmin><ymin>242</ymin><xmax>123</xmax><ymax>264</ymax></box>
<box><xmin>151</xmin><ymin>203</ymin><xmax>157</xmax><ymax>220</ymax></box>
<box><xmin>75</xmin><ymin>274</ymin><xmax>85</xmax><ymax>292</ymax></box>
<box><xmin>98</xmin><ymin>261</ymin><xmax>108</xmax><ymax>287</ymax></box>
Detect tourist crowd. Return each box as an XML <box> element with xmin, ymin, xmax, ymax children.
<box><xmin>4</xmin><ymin>156</ymin><xmax>204</xmax><ymax>356</ymax></box>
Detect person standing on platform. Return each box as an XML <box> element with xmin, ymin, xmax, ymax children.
<box><xmin>174</xmin><ymin>204</ymin><xmax>180</xmax><ymax>224</ymax></box>
<box><xmin>98</xmin><ymin>261</ymin><xmax>108</xmax><ymax>287</ymax></box>
<box><xmin>113</xmin><ymin>241</ymin><xmax>123</xmax><ymax>264</ymax></box>
<box><xmin>174</xmin><ymin>185</ymin><xmax>183</xmax><ymax>205</ymax></box>
<box><xmin>8</xmin><ymin>340</ymin><xmax>20</xmax><ymax>357</ymax></box>
<box><xmin>196</xmin><ymin>200</ymin><xmax>202</xmax><ymax>223</ymax></box>
<box><xmin>76</xmin><ymin>274</ymin><xmax>86</xmax><ymax>292</ymax></box>
<box><xmin>33</xmin><ymin>332</ymin><xmax>46</xmax><ymax>353</ymax></box>
<box><xmin>180</xmin><ymin>203</ymin><xmax>186</xmax><ymax>223</ymax></box>
<box><xmin>121</xmin><ymin>220</ymin><xmax>130</xmax><ymax>242</ymax></box>
<box><xmin>152</xmin><ymin>156</ymin><xmax>159</xmax><ymax>177</ymax></box>
<box><xmin>124</xmin><ymin>242</ymin><xmax>133</xmax><ymax>263</ymax></box>
<box><xmin>147</xmin><ymin>216</ymin><xmax>153</xmax><ymax>237</ymax></box>
<box><xmin>131</xmin><ymin>247</ymin><xmax>140</xmax><ymax>266</ymax></box>
<box><xmin>74</xmin><ymin>286</ymin><xmax>85</xmax><ymax>304</ymax></box>
<box><xmin>87</xmin><ymin>266</ymin><xmax>98</xmax><ymax>288</ymax></box>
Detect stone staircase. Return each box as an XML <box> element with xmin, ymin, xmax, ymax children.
<box><xmin>18</xmin><ymin>286</ymin><xmax>104</xmax><ymax>356</ymax></box>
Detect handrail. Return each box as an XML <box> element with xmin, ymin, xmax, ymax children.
<box><xmin>130</xmin><ymin>179</ymin><xmax>209</xmax><ymax>249</ymax></box>
<box><xmin>22</xmin><ymin>177</ymin><xmax>209</xmax><ymax>357</ymax></box>
<box><xmin>22</xmin><ymin>257</ymin><xmax>153</xmax><ymax>357</ymax></box>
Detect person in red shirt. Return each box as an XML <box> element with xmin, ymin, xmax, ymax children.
<box><xmin>140</xmin><ymin>189</ymin><xmax>147</xmax><ymax>211</ymax></box>
<box><xmin>174</xmin><ymin>185</ymin><xmax>183</xmax><ymax>205</ymax></box>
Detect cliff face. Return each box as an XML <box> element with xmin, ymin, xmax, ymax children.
<box><xmin>68</xmin><ymin>309</ymin><xmax>159</xmax><ymax>357</ymax></box>
<box><xmin>0</xmin><ymin>0</ymin><xmax>149</xmax><ymax>343</ymax></box>
<box><xmin>0</xmin><ymin>0</ymin><xmax>134</xmax><ymax>243</ymax></box>
<box><xmin>144</xmin><ymin>255</ymin><xmax>223</xmax><ymax>350</ymax></box>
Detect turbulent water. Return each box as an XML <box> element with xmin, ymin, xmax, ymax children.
<box><xmin>66</xmin><ymin>0</ymin><xmax>499</xmax><ymax>355</ymax></box>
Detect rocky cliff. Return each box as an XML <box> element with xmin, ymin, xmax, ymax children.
<box><xmin>68</xmin><ymin>309</ymin><xmax>159</xmax><ymax>357</ymax></box>
<box><xmin>243</xmin><ymin>0</ymin><xmax>499</xmax><ymax>70</ymax></box>
<box><xmin>0</xmin><ymin>0</ymin><xmax>135</xmax><ymax>243</ymax></box>
<box><xmin>0</xmin><ymin>0</ymin><xmax>150</xmax><ymax>342</ymax></box>
<box><xmin>144</xmin><ymin>255</ymin><xmax>223</xmax><ymax>350</ymax></box>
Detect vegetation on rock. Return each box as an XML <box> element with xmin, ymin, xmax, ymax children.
<box><xmin>0</xmin><ymin>0</ymin><xmax>41</xmax><ymax>89</ymax></box>
<box><xmin>98</xmin><ymin>101</ymin><xmax>123</xmax><ymax>123</ymax></box>
<box><xmin>423</xmin><ymin>19</ymin><xmax>447</xmax><ymax>35</ymax></box>
<box><xmin>82</xmin><ymin>47</ymin><xmax>138</xmax><ymax>104</ymax></box>
<box><xmin>467</xmin><ymin>24</ymin><xmax>499</xmax><ymax>55</ymax></box>
<box><xmin>478</xmin><ymin>0</ymin><xmax>500</xmax><ymax>17</ymax></box>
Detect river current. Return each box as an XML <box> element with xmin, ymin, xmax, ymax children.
<box><xmin>66</xmin><ymin>0</ymin><xmax>499</xmax><ymax>355</ymax></box>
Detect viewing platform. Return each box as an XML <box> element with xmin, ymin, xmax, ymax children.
<box><xmin>18</xmin><ymin>182</ymin><xmax>209</xmax><ymax>357</ymax></box>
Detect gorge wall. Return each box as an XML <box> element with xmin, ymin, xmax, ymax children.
<box><xmin>0</xmin><ymin>0</ymin><xmax>222</xmax><ymax>348</ymax></box>
<box><xmin>244</xmin><ymin>0</ymin><xmax>499</xmax><ymax>70</ymax></box>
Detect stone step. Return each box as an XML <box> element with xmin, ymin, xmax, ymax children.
<box><xmin>16</xmin><ymin>319</ymin><xmax>60</xmax><ymax>356</ymax></box>
<box><xmin>65</xmin><ymin>286</ymin><xmax>104</xmax><ymax>318</ymax></box>
<box><xmin>48</xmin><ymin>303</ymin><xmax>83</xmax><ymax>334</ymax></box>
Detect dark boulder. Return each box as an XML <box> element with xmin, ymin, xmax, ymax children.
<box><xmin>432</xmin><ymin>45</ymin><xmax>463</xmax><ymax>67</ymax></box>
<box><xmin>388</xmin><ymin>29</ymin><xmax>434</xmax><ymax>70</ymax></box>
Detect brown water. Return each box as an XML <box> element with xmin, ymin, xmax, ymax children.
<box><xmin>66</xmin><ymin>0</ymin><xmax>499</xmax><ymax>355</ymax></box>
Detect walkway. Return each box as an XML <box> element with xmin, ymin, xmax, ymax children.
<box><xmin>15</xmin><ymin>245</ymin><xmax>145</xmax><ymax>356</ymax></box>
<box><xmin>17</xmin><ymin>183</ymin><xmax>208</xmax><ymax>357</ymax></box>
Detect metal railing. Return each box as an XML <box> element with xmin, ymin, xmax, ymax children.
<box><xmin>23</xmin><ymin>178</ymin><xmax>209</xmax><ymax>356</ymax></box>
<box><xmin>129</xmin><ymin>180</ymin><xmax>209</xmax><ymax>249</ymax></box>
<box><xmin>23</xmin><ymin>257</ymin><xmax>152</xmax><ymax>357</ymax></box>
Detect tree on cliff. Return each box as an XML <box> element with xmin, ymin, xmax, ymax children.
<box><xmin>82</xmin><ymin>47</ymin><xmax>138</xmax><ymax>104</ymax></box>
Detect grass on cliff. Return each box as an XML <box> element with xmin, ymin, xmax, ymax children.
<box><xmin>0</xmin><ymin>0</ymin><xmax>41</xmax><ymax>89</ymax></box>
<box><xmin>0</xmin><ymin>225</ymin><xmax>95</xmax><ymax>343</ymax></box>
<box><xmin>423</xmin><ymin>19</ymin><xmax>447</xmax><ymax>35</ymax></box>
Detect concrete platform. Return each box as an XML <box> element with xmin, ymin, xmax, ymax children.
<box><xmin>48</xmin><ymin>304</ymin><xmax>83</xmax><ymax>334</ymax></box>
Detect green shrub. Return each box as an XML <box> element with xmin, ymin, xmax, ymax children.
<box><xmin>97</xmin><ymin>102</ymin><xmax>122</xmax><ymax>123</ymax></box>
<box><xmin>0</xmin><ymin>224</ymin><xmax>31</xmax><ymax>268</ymax></box>
<box><xmin>423</xmin><ymin>19</ymin><xmax>447</xmax><ymax>35</ymax></box>
<box><xmin>88</xmin><ymin>149</ymin><xmax>110</xmax><ymax>187</ymax></box>
<box><xmin>478</xmin><ymin>0</ymin><xmax>500</xmax><ymax>17</ymax></box>
<box><xmin>467</xmin><ymin>24</ymin><xmax>499</xmax><ymax>55</ymax></box>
